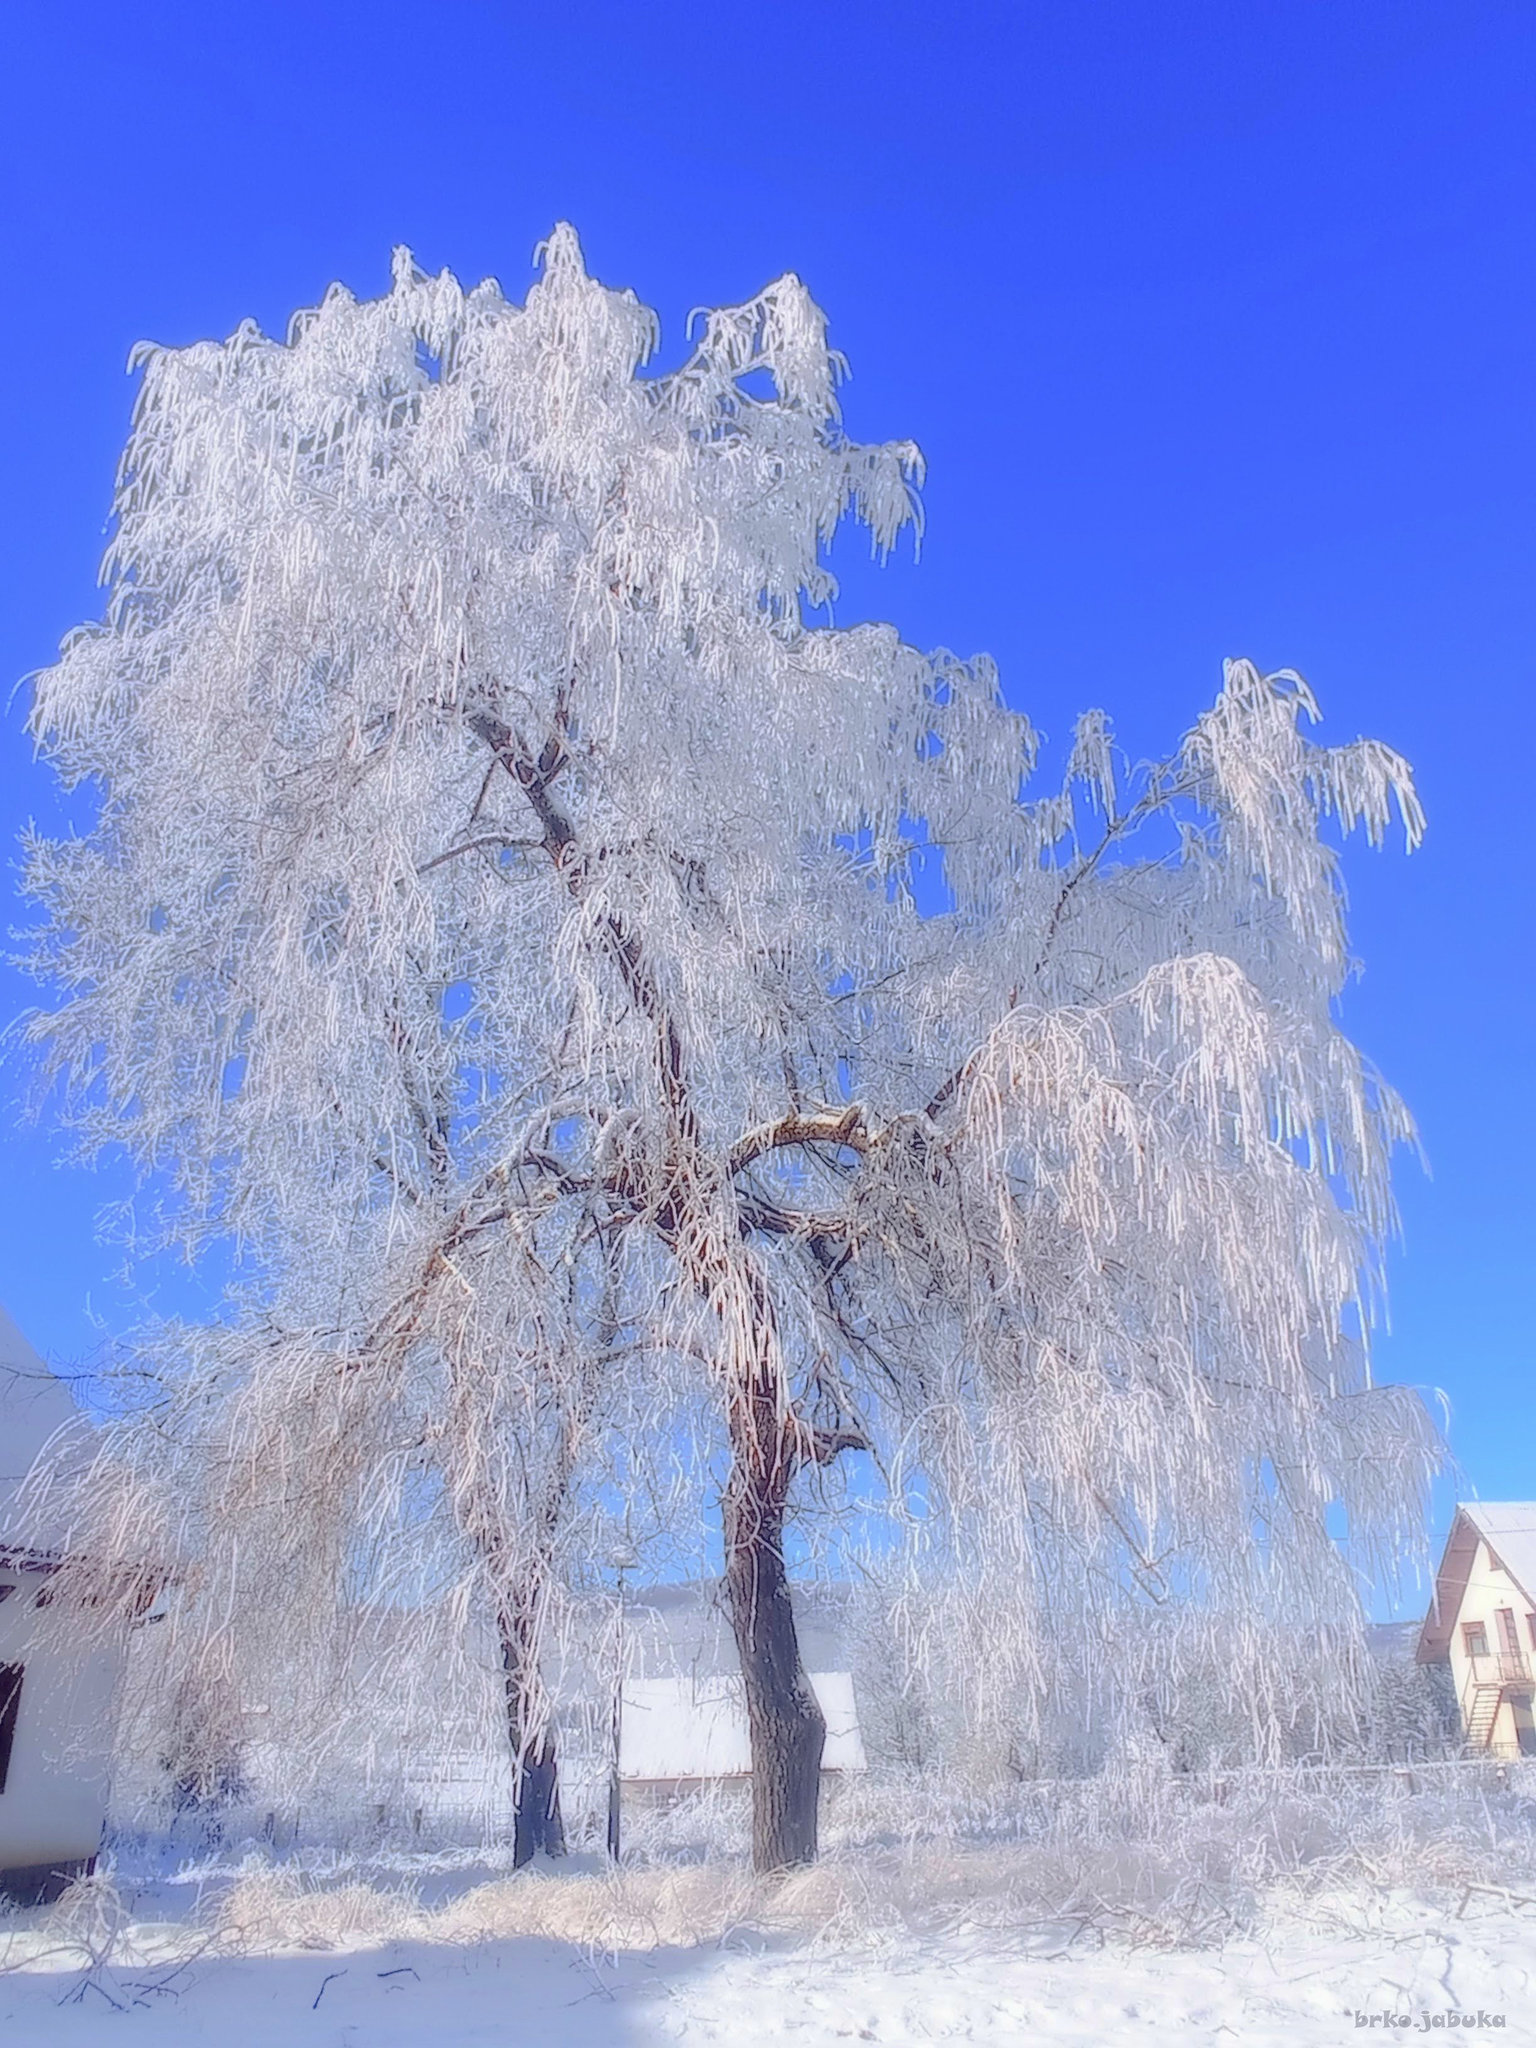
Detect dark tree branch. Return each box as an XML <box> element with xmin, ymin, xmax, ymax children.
<box><xmin>468</xmin><ymin>709</ymin><xmax>694</xmax><ymax>1133</ymax></box>
<box><xmin>417</xmin><ymin>834</ymin><xmax>541</xmax><ymax>876</ymax></box>
<box><xmin>729</xmin><ymin>1106</ymin><xmax>867</xmax><ymax>1177</ymax></box>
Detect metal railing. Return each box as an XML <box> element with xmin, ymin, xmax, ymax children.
<box><xmin>1464</xmin><ymin>1650</ymin><xmax>1532</xmax><ymax>1690</ymax></box>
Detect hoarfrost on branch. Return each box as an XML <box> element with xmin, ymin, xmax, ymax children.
<box><xmin>20</xmin><ymin>226</ymin><xmax>1439</xmax><ymax>1855</ymax></box>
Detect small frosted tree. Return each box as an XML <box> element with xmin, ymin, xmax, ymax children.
<box><xmin>23</xmin><ymin>227</ymin><xmax>1439</xmax><ymax>1872</ymax></box>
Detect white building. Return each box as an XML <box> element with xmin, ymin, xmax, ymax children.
<box><xmin>1416</xmin><ymin>1502</ymin><xmax>1536</xmax><ymax>1760</ymax></box>
<box><xmin>612</xmin><ymin>1581</ymin><xmax>866</xmax><ymax>1793</ymax></box>
<box><xmin>0</xmin><ymin>1304</ymin><xmax>129</xmax><ymax>1904</ymax></box>
<box><xmin>620</xmin><ymin>1671</ymin><xmax>866</xmax><ymax>1789</ymax></box>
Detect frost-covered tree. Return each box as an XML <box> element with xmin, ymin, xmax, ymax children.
<box><xmin>22</xmin><ymin>227</ymin><xmax>1440</xmax><ymax>1872</ymax></box>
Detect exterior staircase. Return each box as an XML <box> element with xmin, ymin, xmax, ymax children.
<box><xmin>1461</xmin><ymin>1650</ymin><xmax>1532</xmax><ymax>1756</ymax></box>
<box><xmin>1464</xmin><ymin>1682</ymin><xmax>1503</xmax><ymax>1751</ymax></box>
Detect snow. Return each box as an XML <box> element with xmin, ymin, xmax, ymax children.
<box><xmin>2</xmin><ymin>1882</ymin><xmax>1534</xmax><ymax>2044</ymax></box>
<box><xmin>1455</xmin><ymin>1503</ymin><xmax>1536</xmax><ymax>1570</ymax></box>
<box><xmin>11</xmin><ymin>1757</ymin><xmax>1536</xmax><ymax>2047</ymax></box>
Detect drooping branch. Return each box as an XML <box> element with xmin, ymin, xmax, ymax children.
<box><xmin>1029</xmin><ymin>761</ymin><xmax>1198</xmax><ymax>981</ymax></box>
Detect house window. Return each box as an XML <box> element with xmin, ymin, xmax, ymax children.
<box><xmin>1463</xmin><ymin>1622</ymin><xmax>1490</xmax><ymax>1658</ymax></box>
<box><xmin>1528</xmin><ymin>1613</ymin><xmax>1536</xmax><ymax>1652</ymax></box>
<box><xmin>1498</xmin><ymin>1609</ymin><xmax>1521</xmax><ymax>1656</ymax></box>
<box><xmin>0</xmin><ymin>1665</ymin><xmax>21</xmax><ymax>1795</ymax></box>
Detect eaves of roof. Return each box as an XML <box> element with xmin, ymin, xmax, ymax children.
<box><xmin>1417</xmin><ymin>1501</ymin><xmax>1536</xmax><ymax>1662</ymax></box>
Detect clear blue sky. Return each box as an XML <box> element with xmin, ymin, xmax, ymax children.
<box><xmin>1</xmin><ymin>2</ymin><xmax>1531</xmax><ymax>1554</ymax></box>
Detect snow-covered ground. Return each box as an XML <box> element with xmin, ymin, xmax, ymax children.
<box><xmin>3</xmin><ymin>1867</ymin><xmax>1534</xmax><ymax>2045</ymax></box>
<box><xmin>3</xmin><ymin>1894</ymin><xmax>1534</xmax><ymax>2044</ymax></box>
<box><xmin>8</xmin><ymin>1765</ymin><xmax>1536</xmax><ymax>2043</ymax></box>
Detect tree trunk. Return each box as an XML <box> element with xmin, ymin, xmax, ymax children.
<box><xmin>499</xmin><ymin>1612</ymin><xmax>567</xmax><ymax>1867</ymax></box>
<box><xmin>470</xmin><ymin>713</ymin><xmax>835</xmax><ymax>1871</ymax></box>
<box><xmin>722</xmin><ymin>1442</ymin><xmax>826</xmax><ymax>1872</ymax></box>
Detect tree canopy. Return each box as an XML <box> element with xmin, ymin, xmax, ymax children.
<box><xmin>22</xmin><ymin>227</ymin><xmax>1440</xmax><ymax>1866</ymax></box>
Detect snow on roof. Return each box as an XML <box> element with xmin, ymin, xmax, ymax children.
<box><xmin>0</xmin><ymin>1302</ymin><xmax>85</xmax><ymax>1550</ymax></box>
<box><xmin>1417</xmin><ymin>1502</ymin><xmax>1536</xmax><ymax>1662</ymax></box>
<box><xmin>625</xmin><ymin>1581</ymin><xmax>847</xmax><ymax>1668</ymax></box>
<box><xmin>619</xmin><ymin>1671</ymin><xmax>866</xmax><ymax>1782</ymax></box>
<box><xmin>1460</xmin><ymin>1503</ymin><xmax>1536</xmax><ymax>1610</ymax></box>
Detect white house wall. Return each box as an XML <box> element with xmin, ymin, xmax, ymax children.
<box><xmin>1444</xmin><ymin>1537</ymin><xmax>1536</xmax><ymax>1759</ymax></box>
<box><xmin>0</xmin><ymin>1584</ymin><xmax>125</xmax><ymax>1872</ymax></box>
<box><xmin>619</xmin><ymin>1670</ymin><xmax>867</xmax><ymax>1784</ymax></box>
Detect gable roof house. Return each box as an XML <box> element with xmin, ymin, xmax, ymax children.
<box><xmin>1417</xmin><ymin>1503</ymin><xmax>1536</xmax><ymax>1761</ymax></box>
<box><xmin>0</xmin><ymin>1304</ymin><xmax>139</xmax><ymax>1904</ymax></box>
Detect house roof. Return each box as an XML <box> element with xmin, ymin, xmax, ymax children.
<box><xmin>0</xmin><ymin>1302</ymin><xmax>87</xmax><ymax>1556</ymax></box>
<box><xmin>1417</xmin><ymin>1502</ymin><xmax>1536</xmax><ymax>1662</ymax></box>
<box><xmin>615</xmin><ymin>1579</ymin><xmax>851</xmax><ymax>1684</ymax></box>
